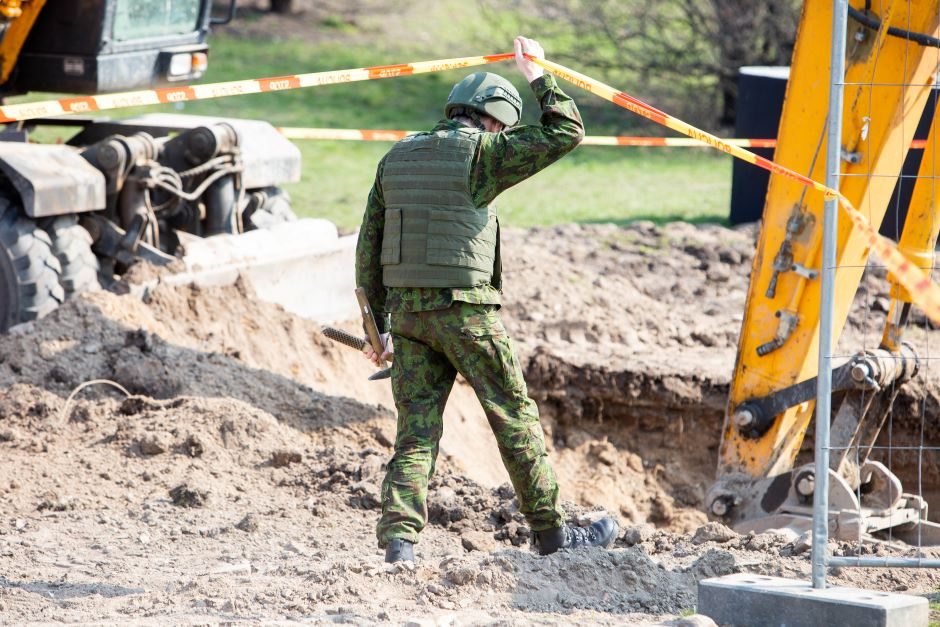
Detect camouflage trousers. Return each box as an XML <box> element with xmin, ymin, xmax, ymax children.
<box><xmin>376</xmin><ymin>302</ymin><xmax>564</xmax><ymax>547</ymax></box>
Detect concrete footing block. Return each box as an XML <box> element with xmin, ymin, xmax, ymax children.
<box><xmin>698</xmin><ymin>573</ymin><xmax>927</xmax><ymax>627</ymax></box>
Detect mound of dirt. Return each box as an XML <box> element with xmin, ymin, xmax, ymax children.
<box><xmin>1</xmin><ymin>220</ymin><xmax>939</xmax><ymax>623</ymax></box>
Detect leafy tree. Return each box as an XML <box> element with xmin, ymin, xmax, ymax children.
<box><xmin>480</xmin><ymin>0</ymin><xmax>801</xmax><ymax>130</ymax></box>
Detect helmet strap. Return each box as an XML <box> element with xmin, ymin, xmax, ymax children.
<box><xmin>467</xmin><ymin>111</ymin><xmax>486</xmax><ymax>131</ymax></box>
<box><xmin>448</xmin><ymin>106</ymin><xmax>486</xmax><ymax>131</ymax></box>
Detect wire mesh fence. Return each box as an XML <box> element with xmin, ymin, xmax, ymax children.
<box><xmin>813</xmin><ymin>0</ymin><xmax>940</xmax><ymax>584</ymax></box>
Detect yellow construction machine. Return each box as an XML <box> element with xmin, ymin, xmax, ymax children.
<box><xmin>708</xmin><ymin>0</ymin><xmax>940</xmax><ymax>543</ymax></box>
<box><xmin>0</xmin><ymin>0</ymin><xmax>304</xmax><ymax>331</ymax></box>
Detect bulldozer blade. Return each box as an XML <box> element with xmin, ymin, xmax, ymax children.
<box><xmin>877</xmin><ymin>518</ymin><xmax>940</xmax><ymax>546</ymax></box>
<box><xmin>171</xmin><ymin>218</ymin><xmax>359</xmax><ymax>323</ymax></box>
<box><xmin>724</xmin><ymin>465</ymin><xmax>940</xmax><ymax>546</ymax></box>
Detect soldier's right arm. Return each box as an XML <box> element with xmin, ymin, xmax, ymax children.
<box><xmin>355</xmin><ymin>157</ymin><xmax>389</xmax><ymax>333</ymax></box>
<box><xmin>470</xmin><ymin>74</ymin><xmax>584</xmax><ymax>206</ymax></box>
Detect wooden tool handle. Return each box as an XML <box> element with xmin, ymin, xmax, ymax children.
<box><xmin>355</xmin><ymin>287</ymin><xmax>386</xmax><ymax>358</ymax></box>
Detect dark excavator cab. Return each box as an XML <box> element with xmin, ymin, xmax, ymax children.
<box><xmin>9</xmin><ymin>0</ymin><xmax>234</xmax><ymax>95</ymax></box>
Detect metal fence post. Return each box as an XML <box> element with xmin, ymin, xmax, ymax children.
<box><xmin>812</xmin><ymin>0</ymin><xmax>849</xmax><ymax>590</ymax></box>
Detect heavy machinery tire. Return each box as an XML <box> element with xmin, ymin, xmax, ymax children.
<box><xmin>243</xmin><ymin>187</ymin><xmax>298</xmax><ymax>231</ymax></box>
<box><xmin>0</xmin><ymin>198</ymin><xmax>65</xmax><ymax>331</ymax></box>
<box><xmin>40</xmin><ymin>215</ymin><xmax>101</xmax><ymax>298</ymax></box>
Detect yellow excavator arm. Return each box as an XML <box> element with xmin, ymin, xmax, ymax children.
<box><xmin>709</xmin><ymin>0</ymin><xmax>940</xmax><ymax>542</ymax></box>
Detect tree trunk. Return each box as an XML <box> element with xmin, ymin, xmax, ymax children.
<box><xmin>719</xmin><ymin>75</ymin><xmax>737</xmax><ymax>128</ymax></box>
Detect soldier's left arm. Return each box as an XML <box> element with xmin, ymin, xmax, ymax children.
<box><xmin>471</xmin><ymin>74</ymin><xmax>584</xmax><ymax>204</ymax></box>
<box><xmin>354</xmin><ymin>157</ymin><xmax>390</xmax><ymax>333</ymax></box>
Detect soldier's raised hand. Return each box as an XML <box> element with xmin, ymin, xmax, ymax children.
<box><xmin>514</xmin><ymin>36</ymin><xmax>545</xmax><ymax>83</ymax></box>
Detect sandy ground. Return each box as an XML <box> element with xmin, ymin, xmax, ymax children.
<box><xmin>1</xmin><ymin>221</ymin><xmax>940</xmax><ymax>624</ymax></box>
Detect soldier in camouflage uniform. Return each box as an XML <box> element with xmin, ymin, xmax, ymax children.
<box><xmin>356</xmin><ymin>36</ymin><xmax>618</xmax><ymax>563</ymax></box>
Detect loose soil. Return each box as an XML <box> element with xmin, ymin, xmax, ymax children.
<box><xmin>1</xmin><ymin>221</ymin><xmax>939</xmax><ymax>624</ymax></box>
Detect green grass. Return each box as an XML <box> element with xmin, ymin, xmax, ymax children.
<box><xmin>291</xmin><ymin>140</ymin><xmax>731</xmax><ymax>231</ymax></box>
<box><xmin>13</xmin><ymin>33</ymin><xmax>733</xmax><ymax>231</ymax></box>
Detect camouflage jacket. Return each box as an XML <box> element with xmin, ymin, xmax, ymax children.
<box><xmin>355</xmin><ymin>73</ymin><xmax>584</xmax><ymax>332</ymax></box>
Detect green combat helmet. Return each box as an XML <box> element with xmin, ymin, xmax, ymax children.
<box><xmin>445</xmin><ymin>72</ymin><xmax>523</xmax><ymax>127</ymax></box>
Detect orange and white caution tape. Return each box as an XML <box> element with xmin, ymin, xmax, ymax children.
<box><xmin>278</xmin><ymin>128</ymin><xmax>940</xmax><ymax>150</ymax></box>
<box><xmin>0</xmin><ymin>53</ymin><xmax>514</xmax><ymax>124</ymax></box>
<box><xmin>582</xmin><ymin>136</ymin><xmax>776</xmax><ymax>148</ymax></box>
<box><xmin>276</xmin><ymin>127</ymin><xmax>778</xmax><ymax>147</ymax></box>
<box><xmin>278</xmin><ymin>128</ymin><xmax>414</xmax><ymax>142</ymax></box>
<box><xmin>528</xmin><ymin>56</ymin><xmax>841</xmax><ymax>199</ymax></box>
<box><xmin>525</xmin><ymin>55</ymin><xmax>940</xmax><ymax>324</ymax></box>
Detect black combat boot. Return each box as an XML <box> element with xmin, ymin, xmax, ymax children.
<box><xmin>534</xmin><ymin>517</ymin><xmax>620</xmax><ymax>556</ymax></box>
<box><xmin>385</xmin><ymin>538</ymin><xmax>414</xmax><ymax>563</ymax></box>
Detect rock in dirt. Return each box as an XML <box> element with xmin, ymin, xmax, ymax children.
<box><xmin>686</xmin><ymin>549</ymin><xmax>739</xmax><ymax>580</ymax></box>
<box><xmin>124</xmin><ymin>328</ymin><xmax>154</xmax><ymax>352</ymax></box>
<box><xmin>442</xmin><ymin>558</ymin><xmax>479</xmax><ymax>586</ymax></box>
<box><xmin>179</xmin><ymin>434</ymin><xmax>205</xmax><ymax>457</ymax></box>
<box><xmin>136</xmin><ymin>434</ymin><xmax>168</xmax><ymax>456</ymax></box>
<box><xmin>235</xmin><ymin>513</ymin><xmax>260</xmax><ymax>533</ymax></box>
<box><xmin>461</xmin><ymin>530</ymin><xmax>497</xmax><ymax>553</ymax></box>
<box><xmin>111</xmin><ymin>351</ymin><xmax>181</xmax><ymax>398</ymax></box>
<box><xmin>434</xmin><ymin>486</ymin><xmax>458</xmax><ymax>508</ymax></box>
<box><xmin>348</xmin><ymin>480</ymin><xmax>381</xmax><ymax>510</ymax></box>
<box><xmin>743</xmin><ymin>530</ymin><xmax>793</xmax><ymax>551</ymax></box>
<box><xmin>272</xmin><ymin>449</ymin><xmax>302</xmax><ymax>468</ymax></box>
<box><xmin>36</xmin><ymin>493</ymin><xmax>74</xmax><ymax>512</ymax></box>
<box><xmin>622</xmin><ymin>523</ymin><xmax>655</xmax><ymax>546</ymax></box>
<box><xmin>762</xmin><ymin>527</ymin><xmax>800</xmax><ymax>543</ymax></box>
<box><xmin>691</xmin><ymin>522</ymin><xmax>737</xmax><ymax>545</ymax></box>
<box><xmin>790</xmin><ymin>530</ymin><xmax>813</xmax><ymax>555</ymax></box>
<box><xmin>169</xmin><ymin>484</ymin><xmax>208</xmax><ymax>508</ymax></box>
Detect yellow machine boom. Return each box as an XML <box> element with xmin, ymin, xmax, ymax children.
<box><xmin>710</xmin><ymin>0</ymin><xmax>940</xmax><ymax>540</ymax></box>
<box><xmin>0</xmin><ymin>0</ymin><xmax>46</xmax><ymax>83</ymax></box>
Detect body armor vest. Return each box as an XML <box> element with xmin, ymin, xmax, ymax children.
<box><xmin>380</xmin><ymin>128</ymin><xmax>500</xmax><ymax>288</ymax></box>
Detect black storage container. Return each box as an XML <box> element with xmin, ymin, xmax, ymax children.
<box><xmin>729</xmin><ymin>65</ymin><xmax>938</xmax><ymax>242</ymax></box>
<box><xmin>729</xmin><ymin>66</ymin><xmax>789</xmax><ymax>225</ymax></box>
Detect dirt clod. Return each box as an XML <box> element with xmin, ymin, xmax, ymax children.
<box><xmin>136</xmin><ymin>434</ymin><xmax>168</xmax><ymax>456</ymax></box>
<box><xmin>235</xmin><ymin>513</ymin><xmax>260</xmax><ymax>532</ymax></box>
<box><xmin>622</xmin><ymin>523</ymin><xmax>655</xmax><ymax>546</ymax></box>
<box><xmin>36</xmin><ymin>494</ymin><xmax>74</xmax><ymax>512</ymax></box>
<box><xmin>180</xmin><ymin>434</ymin><xmax>205</xmax><ymax>457</ymax></box>
<box><xmin>169</xmin><ymin>484</ymin><xmax>208</xmax><ymax>508</ymax></box>
<box><xmin>461</xmin><ymin>530</ymin><xmax>497</xmax><ymax>552</ymax></box>
<box><xmin>692</xmin><ymin>522</ymin><xmax>737</xmax><ymax>545</ymax></box>
<box><xmin>271</xmin><ymin>449</ymin><xmax>302</xmax><ymax>468</ymax></box>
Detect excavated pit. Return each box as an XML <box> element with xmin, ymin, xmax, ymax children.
<box><xmin>1</xmin><ymin>221</ymin><xmax>939</xmax><ymax>623</ymax></box>
<box><xmin>500</xmin><ymin>223</ymin><xmax>940</xmax><ymax>520</ymax></box>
